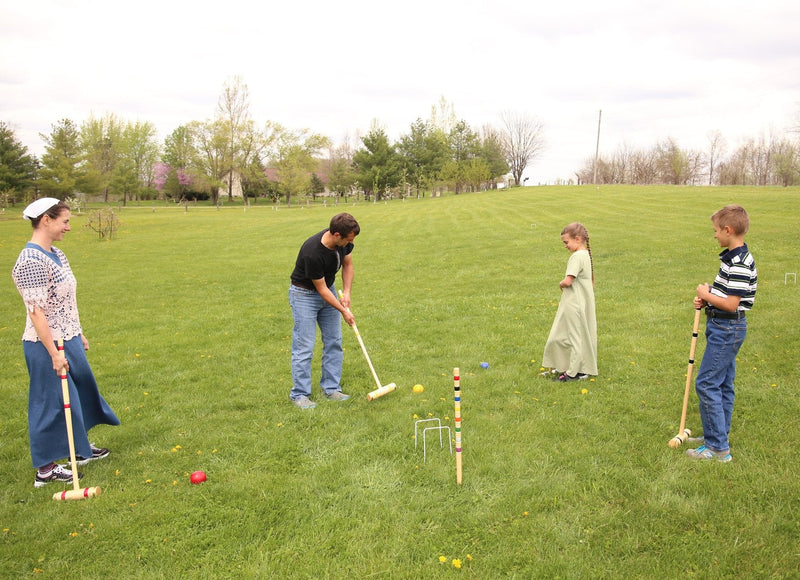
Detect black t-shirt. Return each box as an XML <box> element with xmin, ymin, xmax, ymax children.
<box><xmin>290</xmin><ymin>230</ymin><xmax>354</xmax><ymax>290</ymax></box>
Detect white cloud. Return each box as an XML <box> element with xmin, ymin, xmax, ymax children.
<box><xmin>2</xmin><ymin>0</ymin><xmax>799</xmax><ymax>183</ymax></box>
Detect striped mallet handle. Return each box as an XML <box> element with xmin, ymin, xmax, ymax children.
<box><xmin>678</xmin><ymin>308</ymin><xmax>702</xmax><ymax>436</ymax></box>
<box><xmin>669</xmin><ymin>308</ymin><xmax>702</xmax><ymax>448</ymax></box>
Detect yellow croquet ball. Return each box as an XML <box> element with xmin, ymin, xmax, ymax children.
<box><xmin>412</xmin><ymin>384</ymin><xmax>424</xmax><ymax>394</ymax></box>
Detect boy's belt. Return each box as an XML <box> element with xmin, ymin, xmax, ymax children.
<box><xmin>705</xmin><ymin>307</ymin><xmax>746</xmax><ymax>320</ymax></box>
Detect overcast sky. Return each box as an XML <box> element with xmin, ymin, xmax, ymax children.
<box><xmin>2</xmin><ymin>0</ymin><xmax>799</xmax><ymax>184</ymax></box>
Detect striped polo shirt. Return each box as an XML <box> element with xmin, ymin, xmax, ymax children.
<box><xmin>710</xmin><ymin>244</ymin><xmax>757</xmax><ymax>311</ymax></box>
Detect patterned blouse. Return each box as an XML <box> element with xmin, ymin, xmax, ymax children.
<box><xmin>11</xmin><ymin>244</ymin><xmax>83</xmax><ymax>343</ymax></box>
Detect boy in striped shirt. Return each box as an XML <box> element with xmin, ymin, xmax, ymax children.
<box><xmin>688</xmin><ymin>205</ymin><xmax>757</xmax><ymax>462</ymax></box>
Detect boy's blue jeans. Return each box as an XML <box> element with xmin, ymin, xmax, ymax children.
<box><xmin>289</xmin><ymin>285</ymin><xmax>343</xmax><ymax>400</ymax></box>
<box><xmin>694</xmin><ymin>316</ymin><xmax>747</xmax><ymax>453</ymax></box>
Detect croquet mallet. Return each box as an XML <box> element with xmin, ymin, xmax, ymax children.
<box><xmin>53</xmin><ymin>338</ymin><xmax>101</xmax><ymax>501</ymax></box>
<box><xmin>668</xmin><ymin>308</ymin><xmax>702</xmax><ymax>448</ymax></box>
<box><xmin>338</xmin><ymin>291</ymin><xmax>396</xmax><ymax>401</ymax></box>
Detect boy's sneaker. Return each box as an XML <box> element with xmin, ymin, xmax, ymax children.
<box><xmin>291</xmin><ymin>396</ymin><xmax>316</xmax><ymax>409</ymax></box>
<box><xmin>34</xmin><ymin>464</ymin><xmax>82</xmax><ymax>488</ymax></box>
<box><xmin>76</xmin><ymin>444</ymin><xmax>110</xmax><ymax>465</ymax></box>
<box><xmin>556</xmin><ymin>373</ymin><xmax>588</xmax><ymax>382</ymax></box>
<box><xmin>323</xmin><ymin>390</ymin><xmax>351</xmax><ymax>401</ymax></box>
<box><xmin>686</xmin><ymin>445</ymin><xmax>732</xmax><ymax>462</ymax></box>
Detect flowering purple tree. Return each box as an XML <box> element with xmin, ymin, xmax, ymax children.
<box><xmin>153</xmin><ymin>162</ymin><xmax>170</xmax><ymax>192</ymax></box>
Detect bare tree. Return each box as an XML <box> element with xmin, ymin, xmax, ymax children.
<box><xmin>499</xmin><ymin>111</ymin><xmax>545</xmax><ymax>186</ymax></box>
<box><xmin>706</xmin><ymin>130</ymin><xmax>726</xmax><ymax>185</ymax></box>
<box><xmin>217</xmin><ymin>76</ymin><xmax>251</xmax><ymax>201</ymax></box>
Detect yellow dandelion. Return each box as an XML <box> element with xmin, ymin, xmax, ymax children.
<box><xmin>771</xmin><ymin>383</ymin><xmax>777</xmax><ymax>387</ymax></box>
<box><xmin>581</xmin><ymin>388</ymin><xmax>588</xmax><ymax>395</ymax></box>
<box><xmin>196</xmin><ymin>450</ymin><xmax>202</xmax><ymax>455</ymax></box>
<box><xmin>523</xmin><ymin>511</ymin><xmax>529</xmax><ymax>516</ymax></box>
<box><xmin>135</xmin><ymin>353</ymin><xmax>140</xmax><ymax>357</ymax></box>
<box><xmin>466</xmin><ymin>554</ymin><xmax>473</xmax><ymax>561</ymax></box>
<box><xmin>143</xmin><ymin>392</ymin><xmax>149</xmax><ymax>396</ymax></box>
<box><xmin>439</xmin><ymin>556</ymin><xmax>447</xmax><ymax>563</ymax></box>
<box><xmin>175</xmin><ymin>445</ymin><xmax>182</xmax><ymax>449</ymax></box>
<box><xmin>212</xmin><ymin>449</ymin><xmax>218</xmax><ymax>453</ymax></box>
<box><xmin>70</xmin><ymin>532</ymin><xmax>78</xmax><ymax>537</ymax></box>
<box><xmin>145</xmin><ymin>479</ymin><xmax>152</xmax><ymax>484</ymax></box>
<box><xmin>277</xmin><ymin>423</ymin><xmax>283</xmax><ymax>427</ymax></box>
<box><xmin>171</xmin><ymin>448</ymin><xmax>178</xmax><ymax>453</ymax></box>
<box><xmin>452</xmin><ymin>558</ymin><xmax>462</xmax><ymax>569</ymax></box>
<box><xmin>172</xmin><ymin>481</ymin><xmax>178</xmax><ymax>486</ymax></box>
<box><xmin>413</xmin><ymin>414</ymin><xmax>419</xmax><ymax>419</ymax></box>
<box><xmin>115</xmin><ymin>469</ymin><xmax>120</xmax><ymax>476</ymax></box>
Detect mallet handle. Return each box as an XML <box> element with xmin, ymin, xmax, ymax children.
<box><xmin>57</xmin><ymin>339</ymin><xmax>81</xmax><ymax>492</ymax></box>
<box><xmin>678</xmin><ymin>309</ymin><xmax>703</xmax><ymax>436</ymax></box>
<box><xmin>338</xmin><ymin>290</ymin><xmax>383</xmax><ymax>390</ymax></box>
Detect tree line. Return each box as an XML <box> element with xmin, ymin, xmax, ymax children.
<box><xmin>0</xmin><ymin>78</ymin><xmax>547</xmax><ymax>208</ymax></box>
<box><xmin>575</xmin><ymin>130</ymin><xmax>800</xmax><ymax>186</ymax></box>
<box><xmin>3</xmin><ymin>76</ymin><xmax>797</xmax><ymax>208</ymax></box>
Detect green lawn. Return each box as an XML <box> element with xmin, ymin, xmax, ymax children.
<box><xmin>1</xmin><ymin>186</ymin><xmax>798</xmax><ymax>578</ymax></box>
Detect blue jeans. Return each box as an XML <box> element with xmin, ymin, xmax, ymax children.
<box><xmin>289</xmin><ymin>285</ymin><xmax>343</xmax><ymax>399</ymax></box>
<box><xmin>694</xmin><ymin>316</ymin><xmax>747</xmax><ymax>453</ymax></box>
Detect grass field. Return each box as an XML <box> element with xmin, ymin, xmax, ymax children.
<box><xmin>1</xmin><ymin>186</ymin><xmax>799</xmax><ymax>578</ymax></box>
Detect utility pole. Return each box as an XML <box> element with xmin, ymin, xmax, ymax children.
<box><xmin>593</xmin><ymin>109</ymin><xmax>602</xmax><ymax>188</ymax></box>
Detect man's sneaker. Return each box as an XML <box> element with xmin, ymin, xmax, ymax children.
<box><xmin>291</xmin><ymin>396</ymin><xmax>316</xmax><ymax>409</ymax></box>
<box><xmin>557</xmin><ymin>372</ymin><xmax>589</xmax><ymax>382</ymax></box>
<box><xmin>34</xmin><ymin>464</ymin><xmax>82</xmax><ymax>488</ymax></box>
<box><xmin>76</xmin><ymin>444</ymin><xmax>110</xmax><ymax>465</ymax></box>
<box><xmin>686</xmin><ymin>445</ymin><xmax>732</xmax><ymax>462</ymax></box>
<box><xmin>323</xmin><ymin>390</ymin><xmax>351</xmax><ymax>401</ymax></box>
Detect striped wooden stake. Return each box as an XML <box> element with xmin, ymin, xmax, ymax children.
<box><xmin>454</xmin><ymin>367</ymin><xmax>462</xmax><ymax>485</ymax></box>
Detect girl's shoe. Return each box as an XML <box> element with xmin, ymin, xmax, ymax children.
<box><xmin>556</xmin><ymin>373</ymin><xmax>588</xmax><ymax>382</ymax></box>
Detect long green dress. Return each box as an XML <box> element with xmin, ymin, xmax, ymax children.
<box><xmin>542</xmin><ymin>249</ymin><xmax>597</xmax><ymax>376</ymax></box>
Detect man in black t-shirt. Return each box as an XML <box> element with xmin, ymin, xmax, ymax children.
<box><xmin>289</xmin><ymin>213</ymin><xmax>360</xmax><ymax>409</ymax></box>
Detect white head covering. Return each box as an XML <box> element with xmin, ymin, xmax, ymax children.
<box><xmin>22</xmin><ymin>198</ymin><xmax>61</xmax><ymax>220</ymax></box>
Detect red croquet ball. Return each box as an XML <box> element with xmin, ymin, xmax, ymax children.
<box><xmin>190</xmin><ymin>470</ymin><xmax>207</xmax><ymax>484</ymax></box>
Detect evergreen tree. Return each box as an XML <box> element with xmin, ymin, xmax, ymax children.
<box><xmin>0</xmin><ymin>122</ymin><xmax>35</xmax><ymax>202</ymax></box>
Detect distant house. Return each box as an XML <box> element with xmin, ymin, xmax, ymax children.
<box><xmin>220</xmin><ymin>171</ymin><xmax>244</xmax><ymax>198</ymax></box>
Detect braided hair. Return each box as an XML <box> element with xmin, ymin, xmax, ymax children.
<box><xmin>561</xmin><ymin>222</ymin><xmax>594</xmax><ymax>285</ymax></box>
